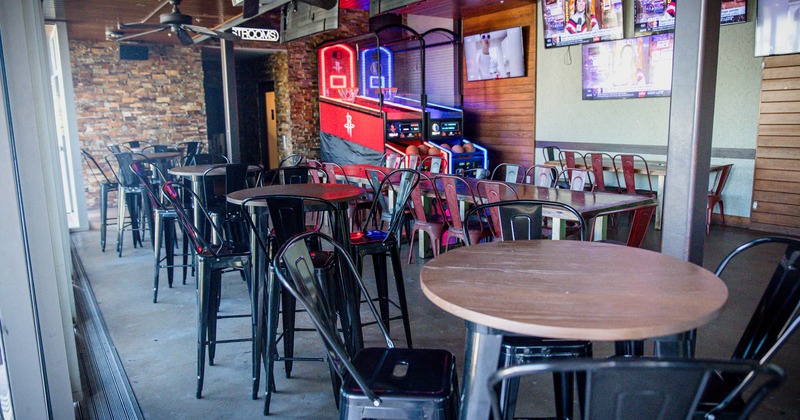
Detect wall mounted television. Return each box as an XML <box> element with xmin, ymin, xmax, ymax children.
<box><xmin>755</xmin><ymin>0</ymin><xmax>800</xmax><ymax>56</ymax></box>
<box><xmin>541</xmin><ymin>0</ymin><xmax>624</xmax><ymax>49</ymax></box>
<box><xmin>633</xmin><ymin>0</ymin><xmax>747</xmax><ymax>36</ymax></box>
<box><xmin>582</xmin><ymin>33</ymin><xmax>674</xmax><ymax>100</ymax></box>
<box><xmin>464</xmin><ymin>26</ymin><xmax>526</xmax><ymax>81</ymax></box>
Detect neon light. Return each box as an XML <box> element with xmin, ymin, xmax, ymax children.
<box><xmin>360</xmin><ymin>47</ymin><xmax>393</xmax><ymax>99</ymax></box>
<box><xmin>319</xmin><ymin>44</ymin><xmax>356</xmax><ymax>98</ymax></box>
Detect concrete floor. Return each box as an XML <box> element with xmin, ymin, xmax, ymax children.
<box><xmin>71</xmin><ymin>212</ymin><xmax>800</xmax><ymax>419</ymax></box>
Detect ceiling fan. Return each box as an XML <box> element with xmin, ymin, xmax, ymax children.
<box><xmin>114</xmin><ymin>0</ymin><xmax>239</xmax><ymax>46</ymax></box>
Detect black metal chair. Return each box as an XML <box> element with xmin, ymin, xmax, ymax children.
<box><xmin>177</xmin><ymin>140</ymin><xmax>203</xmax><ymax>166</ymax></box>
<box><xmin>350</xmin><ymin>169</ymin><xmax>419</xmax><ymax>347</ymax></box>
<box><xmin>106</xmin><ymin>152</ymin><xmax>149</xmax><ymax>256</ymax></box>
<box><xmin>122</xmin><ymin>140</ymin><xmax>151</xmax><ymax>150</ymax></box>
<box><xmin>241</xmin><ymin>195</ymin><xmax>343</xmax><ymax>414</ymax></box>
<box><xmin>81</xmin><ymin>149</ymin><xmax>118</xmax><ymax>252</ymax></box>
<box><xmin>130</xmin><ymin>161</ymin><xmax>192</xmax><ymax>302</ymax></box>
<box><xmin>161</xmin><ymin>181</ymin><xmax>253</xmax><ymax>400</ymax></box>
<box><xmin>201</xmin><ymin>163</ymin><xmax>253</xmax><ymax>244</ymax></box>
<box><xmin>465</xmin><ymin>200</ymin><xmax>588</xmax><ymax>420</ymax></box>
<box><xmin>488</xmin><ymin>358</ymin><xmax>784</xmax><ymax>420</ymax></box>
<box><xmin>274</xmin><ymin>231</ymin><xmax>459</xmax><ymax>419</ymax></box>
<box><xmin>191</xmin><ymin>153</ymin><xmax>229</xmax><ymax>165</ymax></box>
<box><xmin>695</xmin><ymin>236</ymin><xmax>800</xmax><ymax>418</ymax></box>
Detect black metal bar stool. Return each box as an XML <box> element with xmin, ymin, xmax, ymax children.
<box><xmin>161</xmin><ymin>181</ymin><xmax>253</xmax><ymax>399</ymax></box>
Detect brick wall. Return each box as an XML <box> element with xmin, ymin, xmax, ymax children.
<box><xmin>71</xmin><ymin>40</ymin><xmax>207</xmax><ymax>208</ymax></box>
<box><xmin>282</xmin><ymin>8</ymin><xmax>370</xmax><ymax>158</ymax></box>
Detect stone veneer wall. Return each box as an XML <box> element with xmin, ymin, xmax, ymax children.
<box><xmin>71</xmin><ymin>40</ymin><xmax>207</xmax><ymax>208</ymax></box>
<box><xmin>282</xmin><ymin>8</ymin><xmax>370</xmax><ymax>158</ymax></box>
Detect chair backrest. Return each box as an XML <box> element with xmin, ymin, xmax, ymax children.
<box><xmin>476</xmin><ymin>180</ymin><xmax>519</xmax><ymax>239</ymax></box>
<box><xmin>613</xmin><ymin>154</ymin><xmax>653</xmax><ymax>195</ymax></box>
<box><xmin>381</xmin><ymin>152</ymin><xmax>403</xmax><ymax>170</ymax></box>
<box><xmin>525</xmin><ymin>164</ymin><xmax>557</xmax><ymax>188</ymax></box>
<box><xmin>408</xmin><ymin>171</ymin><xmax>442</xmax><ymax>223</ymax></box>
<box><xmin>274</xmin><ymin>231</ymin><xmax>395</xmax><ymax>405</ymax></box>
<box><xmin>456</xmin><ymin>167</ymin><xmax>488</xmax><ymax>179</ymax></box>
<box><xmin>123</xmin><ymin>140</ymin><xmax>150</xmax><ymax>150</ymax></box>
<box><xmin>363</xmin><ymin>169</ymin><xmax>420</xmax><ymax>243</ymax></box>
<box><xmin>81</xmin><ymin>149</ymin><xmax>114</xmax><ymax>185</ymax></box>
<box><xmin>434</xmin><ymin>174</ymin><xmax>479</xmax><ymax>232</ymax></box>
<box><xmin>279</xmin><ymin>153</ymin><xmax>305</xmax><ymax>167</ymax></box>
<box><xmin>161</xmin><ymin>181</ymin><xmax>227</xmax><ymax>255</ymax></box>
<box><xmin>178</xmin><ymin>140</ymin><xmax>203</xmax><ymax>161</ymax></box>
<box><xmin>556</xmin><ymin>168</ymin><xmax>593</xmax><ymax>191</ymax></box>
<box><xmin>709</xmin><ymin>164</ymin><xmax>733</xmax><ymax>197</ymax></box>
<box><xmin>191</xmin><ymin>153</ymin><xmax>229</xmax><ymax>165</ymax></box>
<box><xmin>557</xmin><ymin>150</ymin><xmax>587</xmax><ymax>173</ymax></box>
<box><xmin>420</xmin><ymin>155</ymin><xmax>446</xmax><ymax>174</ymax></box>
<box><xmin>491</xmin><ymin>163</ymin><xmax>525</xmax><ymax>183</ymax></box>
<box><xmin>322</xmin><ymin>162</ymin><xmax>349</xmax><ymax>185</ymax></box>
<box><xmin>106</xmin><ymin>152</ymin><xmax>145</xmax><ymax>188</ymax></box>
<box><xmin>261</xmin><ymin>166</ymin><xmax>312</xmax><ymax>186</ymax></box>
<box><xmin>488</xmin><ymin>358</ymin><xmax>784</xmax><ymax>420</ymax></box>
<box><xmin>542</xmin><ymin>145</ymin><xmax>561</xmax><ymax>163</ymax></box>
<box><xmin>715</xmin><ymin>237</ymin><xmax>800</xmax><ymax>365</ymax></box>
<box><xmin>106</xmin><ymin>144</ymin><xmax>126</xmax><ymax>153</ymax></box>
<box><xmin>405</xmin><ymin>154</ymin><xmax>421</xmax><ymax>170</ymax></box>
<box><xmin>588</xmin><ymin>152</ymin><xmax>619</xmax><ymax>192</ymax></box>
<box><xmin>465</xmin><ymin>200</ymin><xmax>584</xmax><ymax>244</ymax></box>
<box><xmin>129</xmin><ymin>160</ymin><xmax>167</xmax><ymax>211</ymax></box>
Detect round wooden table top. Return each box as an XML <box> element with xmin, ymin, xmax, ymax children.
<box><xmin>168</xmin><ymin>164</ymin><xmax>261</xmax><ymax>178</ymax></box>
<box><xmin>226</xmin><ymin>183</ymin><xmax>365</xmax><ymax>206</ymax></box>
<box><xmin>420</xmin><ymin>241</ymin><xmax>728</xmax><ymax>341</ymax></box>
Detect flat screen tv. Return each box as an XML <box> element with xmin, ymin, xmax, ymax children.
<box><xmin>633</xmin><ymin>1</ymin><xmax>747</xmax><ymax>36</ymax></box>
<box><xmin>541</xmin><ymin>0</ymin><xmax>624</xmax><ymax>49</ymax></box>
<box><xmin>582</xmin><ymin>33</ymin><xmax>674</xmax><ymax>100</ymax></box>
<box><xmin>464</xmin><ymin>26</ymin><xmax>526</xmax><ymax>81</ymax></box>
<box><xmin>756</xmin><ymin>0</ymin><xmax>800</xmax><ymax>57</ymax></box>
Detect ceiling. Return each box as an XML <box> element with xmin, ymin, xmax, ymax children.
<box><xmin>43</xmin><ymin>0</ymin><xmax>533</xmax><ymax>44</ymax></box>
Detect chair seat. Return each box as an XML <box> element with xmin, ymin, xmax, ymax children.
<box><xmin>201</xmin><ymin>241</ymin><xmax>250</xmax><ymax>258</ymax></box>
<box><xmin>342</xmin><ymin>347</ymin><xmax>455</xmax><ymax>398</ymax></box>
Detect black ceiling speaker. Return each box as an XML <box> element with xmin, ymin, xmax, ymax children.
<box><xmin>119</xmin><ymin>44</ymin><xmax>149</xmax><ymax>61</ymax></box>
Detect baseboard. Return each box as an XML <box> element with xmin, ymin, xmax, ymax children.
<box><xmin>710</xmin><ymin>214</ymin><xmax>749</xmax><ymax>229</ymax></box>
<box><xmin>748</xmin><ymin>222</ymin><xmax>800</xmax><ymax>238</ymax></box>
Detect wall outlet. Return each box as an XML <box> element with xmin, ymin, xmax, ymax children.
<box><xmin>752</xmin><ymin>201</ymin><xmax>758</xmax><ymax>210</ymax></box>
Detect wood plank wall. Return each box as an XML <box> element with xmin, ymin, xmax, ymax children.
<box><xmin>462</xmin><ymin>3</ymin><xmax>536</xmax><ymax>168</ymax></box>
<box><xmin>751</xmin><ymin>54</ymin><xmax>800</xmax><ymax>236</ymax></box>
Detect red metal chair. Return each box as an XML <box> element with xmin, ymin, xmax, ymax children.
<box><xmin>557</xmin><ymin>150</ymin><xmax>588</xmax><ymax>179</ymax></box>
<box><xmin>434</xmin><ymin>174</ymin><xmax>492</xmax><ymax>249</ymax></box>
<box><xmin>419</xmin><ymin>155</ymin><xmax>447</xmax><ymax>173</ymax></box>
<box><xmin>406</xmin><ymin>172</ymin><xmax>446</xmax><ymax>263</ymax></box>
<box><xmin>707</xmin><ymin>164</ymin><xmax>733</xmax><ymax>234</ymax></box>
<box><xmin>613</xmin><ymin>154</ymin><xmax>654</xmax><ymax>197</ymax></box>
<box><xmin>587</xmin><ymin>152</ymin><xmax>620</xmax><ymax>193</ymax></box>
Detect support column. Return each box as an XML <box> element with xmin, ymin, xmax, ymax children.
<box><xmin>661</xmin><ymin>0</ymin><xmax>721</xmax><ymax>264</ymax></box>
<box><xmin>221</xmin><ymin>39</ymin><xmax>241</xmax><ymax>163</ymax></box>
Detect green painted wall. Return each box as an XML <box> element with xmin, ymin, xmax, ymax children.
<box><xmin>535</xmin><ymin>1</ymin><xmax>762</xmax><ymax>218</ymax></box>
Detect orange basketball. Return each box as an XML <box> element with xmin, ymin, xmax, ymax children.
<box><xmin>406</xmin><ymin>145</ymin><xmax>420</xmax><ymax>155</ymax></box>
<box><xmin>451</xmin><ymin>145</ymin><xmax>464</xmax><ymax>154</ymax></box>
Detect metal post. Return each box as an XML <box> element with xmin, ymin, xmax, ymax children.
<box><xmin>221</xmin><ymin>39</ymin><xmax>241</xmax><ymax>163</ymax></box>
<box><xmin>661</xmin><ymin>0</ymin><xmax>721</xmax><ymax>264</ymax></box>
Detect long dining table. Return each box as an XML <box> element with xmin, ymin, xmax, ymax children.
<box><xmin>339</xmin><ymin>163</ymin><xmax>657</xmax><ymax>243</ymax></box>
<box><xmin>545</xmin><ymin>158</ymin><xmax>724</xmax><ymax>230</ymax></box>
<box><xmin>421</xmin><ymin>240</ymin><xmax>728</xmax><ymax>419</ymax></box>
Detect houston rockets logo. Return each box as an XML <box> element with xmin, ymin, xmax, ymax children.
<box><xmin>344</xmin><ymin>113</ymin><xmax>355</xmax><ymax>137</ymax></box>
<box><xmin>332</xmin><ymin>61</ymin><xmax>343</xmax><ymax>73</ymax></box>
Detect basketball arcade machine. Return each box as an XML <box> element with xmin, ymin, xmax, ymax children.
<box><xmin>318</xmin><ymin>25</ymin><xmax>487</xmax><ymax>173</ymax></box>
